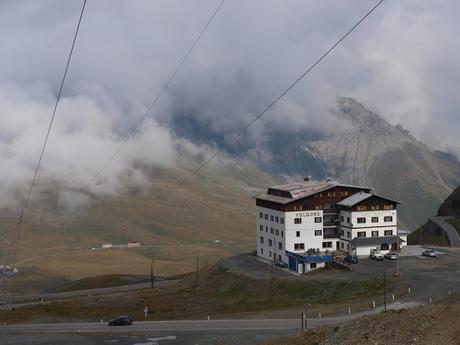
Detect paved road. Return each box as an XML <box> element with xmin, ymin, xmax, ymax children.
<box><xmin>4</xmin><ymin>280</ymin><xmax>180</xmax><ymax>310</ymax></box>
<box><xmin>0</xmin><ymin>301</ymin><xmax>420</xmax><ymax>334</ymax></box>
<box><xmin>430</xmin><ymin>216</ymin><xmax>460</xmax><ymax>247</ymax></box>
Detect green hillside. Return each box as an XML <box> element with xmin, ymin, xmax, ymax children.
<box><xmin>0</xmin><ymin>157</ymin><xmax>280</xmax><ymax>294</ymax></box>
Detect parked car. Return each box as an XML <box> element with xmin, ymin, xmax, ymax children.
<box><xmin>370</xmin><ymin>250</ymin><xmax>384</xmax><ymax>260</ymax></box>
<box><xmin>384</xmin><ymin>252</ymin><xmax>398</xmax><ymax>260</ymax></box>
<box><xmin>422</xmin><ymin>249</ymin><xmax>437</xmax><ymax>258</ymax></box>
<box><xmin>344</xmin><ymin>255</ymin><xmax>359</xmax><ymax>264</ymax></box>
<box><xmin>108</xmin><ymin>316</ymin><xmax>133</xmax><ymax>326</ymax></box>
<box><xmin>275</xmin><ymin>261</ymin><xmax>287</xmax><ymax>268</ymax></box>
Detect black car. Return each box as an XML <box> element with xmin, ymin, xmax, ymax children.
<box><xmin>108</xmin><ymin>316</ymin><xmax>133</xmax><ymax>326</ymax></box>
<box><xmin>344</xmin><ymin>255</ymin><xmax>359</xmax><ymax>264</ymax></box>
<box><xmin>275</xmin><ymin>261</ymin><xmax>288</xmax><ymax>268</ymax></box>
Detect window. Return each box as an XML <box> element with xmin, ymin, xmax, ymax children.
<box><xmin>341</xmin><ymin>216</ymin><xmax>344</xmax><ymax>222</ymax></box>
<box><xmin>275</xmin><ymin>229</ymin><xmax>279</xmax><ymax>236</ymax></box>
<box><xmin>278</xmin><ymin>254</ymin><xmax>282</xmax><ymax>261</ymax></box>
<box><xmin>259</xmin><ymin>225</ymin><xmax>263</xmax><ymax>231</ymax></box>
<box><xmin>296</xmin><ymin>231</ymin><xmax>301</xmax><ymax>237</ymax></box>
<box><xmin>384</xmin><ymin>216</ymin><xmax>393</xmax><ymax>222</ymax></box>
<box><xmin>315</xmin><ymin>230</ymin><xmax>322</xmax><ymax>236</ymax></box>
<box><xmin>322</xmin><ymin>241</ymin><xmax>332</xmax><ymax>248</ymax></box>
<box><xmin>260</xmin><ymin>248</ymin><xmax>263</xmax><ymax>254</ymax></box>
<box><xmin>259</xmin><ymin>212</ymin><xmax>263</xmax><ymax>219</ymax></box>
<box><xmin>280</xmin><ymin>218</ymin><xmax>284</xmax><ymax>224</ymax></box>
<box><xmin>259</xmin><ymin>236</ymin><xmax>264</xmax><ymax>243</ymax></box>
<box><xmin>372</xmin><ymin>217</ymin><xmax>379</xmax><ymax>223</ymax></box>
<box><xmin>281</xmin><ymin>231</ymin><xmax>284</xmax><ymax>237</ymax></box>
<box><xmin>371</xmin><ymin>231</ymin><xmax>378</xmax><ymax>237</ymax></box>
<box><xmin>275</xmin><ymin>216</ymin><xmax>279</xmax><ymax>223</ymax></box>
<box><xmin>265</xmin><ymin>226</ymin><xmax>268</xmax><ymax>232</ymax></box>
<box><xmin>278</xmin><ymin>242</ymin><xmax>282</xmax><ymax>250</ymax></box>
<box><xmin>294</xmin><ymin>243</ymin><xmax>305</xmax><ymax>250</ymax></box>
<box><xmin>347</xmin><ymin>231</ymin><xmax>351</xmax><ymax>238</ymax></box>
<box><xmin>270</xmin><ymin>228</ymin><xmax>274</xmax><ymax>234</ymax></box>
<box><xmin>310</xmin><ymin>263</ymin><xmax>317</xmax><ymax>269</ymax></box>
<box><xmin>347</xmin><ymin>217</ymin><xmax>350</xmax><ymax>223</ymax></box>
<box><xmin>294</xmin><ymin>218</ymin><xmax>302</xmax><ymax>224</ymax></box>
<box><xmin>347</xmin><ymin>243</ymin><xmax>350</xmax><ymax>249</ymax></box>
<box><xmin>384</xmin><ymin>230</ymin><xmax>393</xmax><ymax>236</ymax></box>
<box><xmin>265</xmin><ymin>214</ymin><xmax>268</xmax><ymax>220</ymax></box>
<box><xmin>383</xmin><ymin>205</ymin><xmax>393</xmax><ymax>210</ymax></box>
<box><xmin>357</xmin><ymin>231</ymin><xmax>366</xmax><ymax>237</ymax></box>
<box><xmin>340</xmin><ymin>230</ymin><xmax>344</xmax><ymax>236</ymax></box>
<box><xmin>269</xmin><ymin>251</ymin><xmax>272</xmax><ymax>257</ymax></box>
<box><xmin>357</xmin><ymin>217</ymin><xmax>366</xmax><ymax>224</ymax></box>
<box><xmin>270</xmin><ymin>215</ymin><xmax>274</xmax><ymax>221</ymax></box>
<box><xmin>341</xmin><ymin>242</ymin><xmax>344</xmax><ymax>248</ymax></box>
<box><xmin>268</xmin><ymin>239</ymin><xmax>273</xmax><ymax>247</ymax></box>
<box><xmin>314</xmin><ymin>217</ymin><xmax>322</xmax><ymax>223</ymax></box>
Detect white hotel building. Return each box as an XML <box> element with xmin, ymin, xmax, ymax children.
<box><xmin>256</xmin><ymin>178</ymin><xmax>403</xmax><ymax>273</ymax></box>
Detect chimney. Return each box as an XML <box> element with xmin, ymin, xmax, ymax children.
<box><xmin>304</xmin><ymin>176</ymin><xmax>312</xmax><ymax>182</ymax></box>
<box><xmin>326</xmin><ymin>177</ymin><xmax>332</xmax><ymax>183</ymax></box>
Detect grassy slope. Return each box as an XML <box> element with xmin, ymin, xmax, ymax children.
<box><xmin>0</xmin><ymin>158</ymin><xmax>280</xmax><ymax>293</ymax></box>
<box><xmin>408</xmin><ymin>223</ymin><xmax>450</xmax><ymax>246</ymax></box>
<box><xmin>0</xmin><ymin>264</ymin><xmax>389</xmax><ymax>323</ymax></box>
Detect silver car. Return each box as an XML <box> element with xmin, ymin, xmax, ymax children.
<box><xmin>384</xmin><ymin>252</ymin><xmax>398</xmax><ymax>260</ymax></box>
<box><xmin>422</xmin><ymin>249</ymin><xmax>437</xmax><ymax>257</ymax></box>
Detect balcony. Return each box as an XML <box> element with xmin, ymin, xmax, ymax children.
<box><xmin>323</xmin><ymin>230</ymin><xmax>340</xmax><ymax>239</ymax></box>
<box><xmin>323</xmin><ymin>220</ymin><xmax>339</xmax><ymax>227</ymax></box>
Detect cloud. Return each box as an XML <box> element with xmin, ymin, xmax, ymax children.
<box><xmin>0</xmin><ymin>0</ymin><xmax>459</xmax><ymax>210</ymax></box>
<box><xmin>0</xmin><ymin>82</ymin><xmax>176</xmax><ymax>211</ymax></box>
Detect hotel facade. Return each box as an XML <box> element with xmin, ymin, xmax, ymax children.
<box><xmin>256</xmin><ymin>178</ymin><xmax>403</xmax><ymax>273</ymax></box>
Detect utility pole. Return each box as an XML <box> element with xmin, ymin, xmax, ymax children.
<box><xmin>195</xmin><ymin>257</ymin><xmax>200</xmax><ymax>286</ymax></box>
<box><xmin>383</xmin><ymin>269</ymin><xmax>387</xmax><ymax>312</ymax></box>
<box><xmin>395</xmin><ymin>229</ymin><xmax>401</xmax><ymax>276</ymax></box>
<box><xmin>270</xmin><ymin>253</ymin><xmax>274</xmax><ymax>309</ymax></box>
<box><xmin>150</xmin><ymin>256</ymin><xmax>154</xmax><ymax>289</ymax></box>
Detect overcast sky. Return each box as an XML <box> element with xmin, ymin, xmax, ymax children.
<box><xmin>0</xmin><ymin>0</ymin><xmax>459</xmax><ymax>207</ymax></box>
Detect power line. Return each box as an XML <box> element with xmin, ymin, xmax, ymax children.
<box><xmin>175</xmin><ymin>0</ymin><xmax>385</xmax><ymax>190</ymax></box>
<box><xmin>83</xmin><ymin>0</ymin><xmax>226</xmax><ymax>190</ymax></box>
<box><xmin>6</xmin><ymin>0</ymin><xmax>88</xmax><ymax>265</ymax></box>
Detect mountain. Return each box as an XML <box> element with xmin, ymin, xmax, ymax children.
<box><xmin>301</xmin><ymin>97</ymin><xmax>460</xmax><ymax>229</ymax></box>
<box><xmin>437</xmin><ymin>186</ymin><xmax>460</xmax><ymax>218</ymax></box>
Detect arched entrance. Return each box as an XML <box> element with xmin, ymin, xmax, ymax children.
<box><xmin>380</xmin><ymin>243</ymin><xmax>389</xmax><ymax>251</ymax></box>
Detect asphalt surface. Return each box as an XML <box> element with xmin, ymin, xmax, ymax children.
<box><xmin>0</xmin><ymin>330</ymin><xmax>296</xmax><ymax>345</ymax></box>
<box><xmin>0</xmin><ymin>302</ymin><xmax>420</xmax><ymax>345</ymax></box>
<box><xmin>1</xmin><ymin>301</ymin><xmax>420</xmax><ymax>332</ymax></box>
<box><xmin>430</xmin><ymin>216</ymin><xmax>460</xmax><ymax>247</ymax></box>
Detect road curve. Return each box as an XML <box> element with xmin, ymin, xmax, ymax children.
<box><xmin>430</xmin><ymin>216</ymin><xmax>460</xmax><ymax>247</ymax></box>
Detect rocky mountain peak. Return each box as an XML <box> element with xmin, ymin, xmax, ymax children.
<box><xmin>335</xmin><ymin>97</ymin><xmax>392</xmax><ymax>134</ymax></box>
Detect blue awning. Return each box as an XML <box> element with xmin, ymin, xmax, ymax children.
<box><xmin>286</xmin><ymin>251</ymin><xmax>333</xmax><ymax>263</ymax></box>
